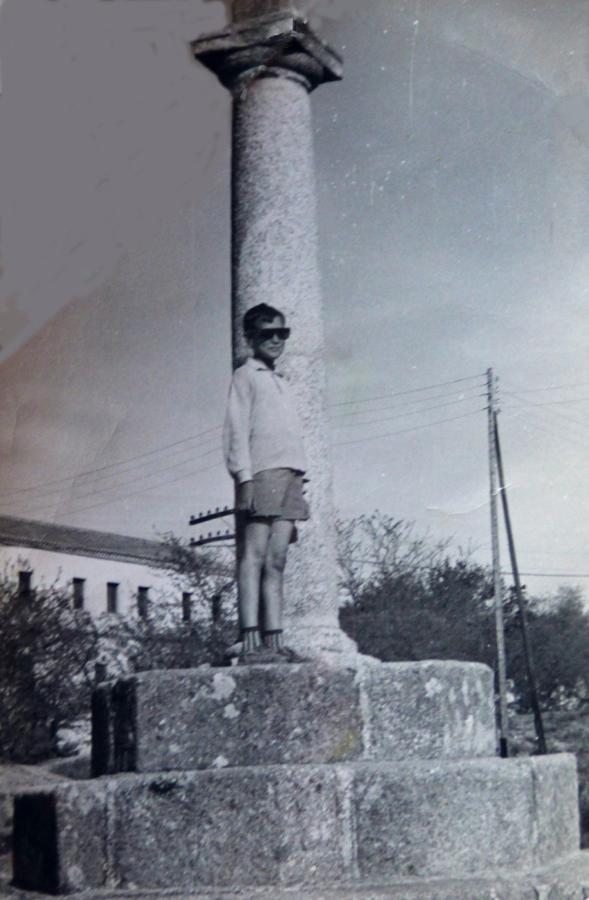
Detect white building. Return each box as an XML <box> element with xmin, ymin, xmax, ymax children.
<box><xmin>0</xmin><ymin>515</ymin><xmax>193</xmax><ymax>620</ymax></box>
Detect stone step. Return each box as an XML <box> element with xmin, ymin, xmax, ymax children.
<box><xmin>5</xmin><ymin>851</ymin><xmax>589</xmax><ymax>900</ymax></box>
<box><xmin>92</xmin><ymin>660</ymin><xmax>496</xmax><ymax>775</ymax></box>
<box><xmin>13</xmin><ymin>755</ymin><xmax>579</xmax><ymax>895</ymax></box>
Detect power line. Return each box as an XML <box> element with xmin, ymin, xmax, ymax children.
<box><xmin>15</xmin><ymin>459</ymin><xmax>226</xmax><ymax>521</ymax></box>
<box><xmin>0</xmin><ymin>377</ymin><xmax>486</xmax><ymax>504</ymax></box>
<box><xmin>4</xmin><ymin>397</ymin><xmax>484</xmax><ymax>507</ymax></box>
<box><xmin>329</xmin><ymin>373</ymin><xmax>486</xmax><ymax>409</ymax></box>
<box><xmin>1</xmin><ymin>443</ymin><xmax>224</xmax><ymax>512</ymax></box>
<box><xmin>331</xmin><ymin>395</ymin><xmax>486</xmax><ymax>430</ymax></box>
<box><xmin>0</xmin><ymin>423</ymin><xmax>223</xmax><ymax>499</ymax></box>
<box><xmin>501</xmin><ymin>404</ymin><xmax>589</xmax><ymax>454</ymax></box>
<box><xmin>330</xmin><ymin>386</ymin><xmax>485</xmax><ymax>419</ymax></box>
<box><xmin>6</xmin><ymin>403</ymin><xmax>487</xmax><ymax>517</ymax></box>
<box><xmin>512</xmin><ymin>549</ymin><xmax>589</xmax><ymax>558</ymax></box>
<box><xmin>342</xmin><ymin>557</ymin><xmax>589</xmax><ymax>580</ymax></box>
<box><xmin>505</xmin><ymin>572</ymin><xmax>589</xmax><ymax>579</ymax></box>
<box><xmin>513</xmin><ymin>396</ymin><xmax>589</xmax><ymax>407</ymax></box>
<box><xmin>505</xmin><ymin>380</ymin><xmax>589</xmax><ymax>394</ymax></box>
<box><xmin>503</xmin><ymin>389</ymin><xmax>589</xmax><ymax>435</ymax></box>
<box><xmin>502</xmin><ymin>391</ymin><xmax>589</xmax><ymax>443</ymax></box>
<box><xmin>333</xmin><ymin>408</ymin><xmax>484</xmax><ymax>448</ymax></box>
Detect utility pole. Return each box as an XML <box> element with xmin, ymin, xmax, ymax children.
<box><xmin>494</xmin><ymin>414</ymin><xmax>547</xmax><ymax>754</ymax></box>
<box><xmin>487</xmin><ymin>368</ymin><xmax>509</xmax><ymax>757</ymax></box>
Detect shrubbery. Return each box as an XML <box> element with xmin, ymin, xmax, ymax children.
<box><xmin>338</xmin><ymin>512</ymin><xmax>589</xmax><ymax>713</ymax></box>
<box><xmin>0</xmin><ymin>575</ymin><xmax>98</xmax><ymax>762</ymax></box>
<box><xmin>4</xmin><ymin>514</ymin><xmax>588</xmax><ymax>763</ymax></box>
<box><xmin>0</xmin><ymin>537</ymin><xmax>237</xmax><ymax>762</ymax></box>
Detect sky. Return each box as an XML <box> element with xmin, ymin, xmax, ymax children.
<box><xmin>0</xmin><ymin>0</ymin><xmax>588</xmax><ymax>598</ymax></box>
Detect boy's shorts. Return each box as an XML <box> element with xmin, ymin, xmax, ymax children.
<box><xmin>250</xmin><ymin>468</ymin><xmax>310</xmax><ymax>521</ymax></box>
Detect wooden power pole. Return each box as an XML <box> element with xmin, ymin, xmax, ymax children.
<box><xmin>487</xmin><ymin>368</ymin><xmax>509</xmax><ymax>757</ymax></box>
<box><xmin>494</xmin><ymin>413</ymin><xmax>547</xmax><ymax>754</ymax></box>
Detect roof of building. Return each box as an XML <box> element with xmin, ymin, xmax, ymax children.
<box><xmin>0</xmin><ymin>515</ymin><xmax>172</xmax><ymax>568</ymax></box>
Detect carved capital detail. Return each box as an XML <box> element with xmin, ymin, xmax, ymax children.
<box><xmin>191</xmin><ymin>13</ymin><xmax>343</xmax><ymax>93</ymax></box>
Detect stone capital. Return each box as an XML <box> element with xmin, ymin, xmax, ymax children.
<box><xmin>191</xmin><ymin>13</ymin><xmax>343</xmax><ymax>93</ymax></box>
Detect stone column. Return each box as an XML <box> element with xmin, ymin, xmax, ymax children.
<box><xmin>192</xmin><ymin>3</ymin><xmax>356</xmax><ymax>659</ymax></box>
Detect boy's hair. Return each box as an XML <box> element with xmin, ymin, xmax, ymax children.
<box><xmin>243</xmin><ymin>304</ymin><xmax>285</xmax><ymax>336</ymax></box>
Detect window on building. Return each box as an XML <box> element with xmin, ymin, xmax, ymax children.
<box><xmin>137</xmin><ymin>586</ymin><xmax>149</xmax><ymax>619</ymax></box>
<box><xmin>107</xmin><ymin>582</ymin><xmax>119</xmax><ymax>614</ymax></box>
<box><xmin>72</xmin><ymin>577</ymin><xmax>85</xmax><ymax>610</ymax></box>
<box><xmin>182</xmin><ymin>592</ymin><xmax>192</xmax><ymax>623</ymax></box>
<box><xmin>18</xmin><ymin>570</ymin><xmax>32</xmax><ymax>597</ymax></box>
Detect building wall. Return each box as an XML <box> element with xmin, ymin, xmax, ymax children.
<box><xmin>0</xmin><ymin>545</ymin><xmax>184</xmax><ymax>619</ymax></box>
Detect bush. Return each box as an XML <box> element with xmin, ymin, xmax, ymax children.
<box><xmin>338</xmin><ymin>512</ymin><xmax>589</xmax><ymax>713</ymax></box>
<box><xmin>0</xmin><ymin>573</ymin><xmax>98</xmax><ymax>762</ymax></box>
<box><xmin>0</xmin><ymin>538</ymin><xmax>238</xmax><ymax>763</ymax></box>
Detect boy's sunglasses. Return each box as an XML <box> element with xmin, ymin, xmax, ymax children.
<box><xmin>255</xmin><ymin>327</ymin><xmax>290</xmax><ymax>341</ymax></box>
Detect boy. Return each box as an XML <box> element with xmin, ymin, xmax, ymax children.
<box><xmin>223</xmin><ymin>303</ymin><xmax>309</xmax><ymax>663</ymax></box>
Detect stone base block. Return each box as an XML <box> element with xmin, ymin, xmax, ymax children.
<box><xmin>92</xmin><ymin>660</ymin><xmax>496</xmax><ymax>775</ymax></box>
<box><xmin>7</xmin><ymin>852</ymin><xmax>589</xmax><ymax>899</ymax></box>
<box><xmin>13</xmin><ymin>755</ymin><xmax>579</xmax><ymax>894</ymax></box>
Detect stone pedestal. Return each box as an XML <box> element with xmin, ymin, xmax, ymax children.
<box><xmin>12</xmin><ymin>660</ymin><xmax>586</xmax><ymax>897</ymax></box>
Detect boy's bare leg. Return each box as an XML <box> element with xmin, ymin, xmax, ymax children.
<box><xmin>238</xmin><ymin>519</ymin><xmax>271</xmax><ymax>651</ymax></box>
<box><xmin>261</xmin><ymin>519</ymin><xmax>295</xmax><ymax>648</ymax></box>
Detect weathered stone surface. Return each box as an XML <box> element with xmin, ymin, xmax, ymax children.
<box><xmin>5</xmin><ymin>850</ymin><xmax>589</xmax><ymax>899</ymax></box>
<box><xmin>12</xmin><ymin>756</ymin><xmax>579</xmax><ymax>893</ymax></box>
<box><xmin>92</xmin><ymin>661</ymin><xmax>496</xmax><ymax>774</ymax></box>
<box><xmin>361</xmin><ymin>660</ymin><xmax>495</xmax><ymax>762</ymax></box>
<box><xmin>352</xmin><ymin>756</ymin><xmax>580</xmax><ymax>879</ymax></box>
<box><xmin>530</xmin><ymin>751</ymin><xmax>582</xmax><ymax>863</ymax></box>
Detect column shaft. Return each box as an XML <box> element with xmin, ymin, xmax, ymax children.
<box><xmin>231</xmin><ymin>74</ymin><xmax>355</xmax><ymax>656</ymax></box>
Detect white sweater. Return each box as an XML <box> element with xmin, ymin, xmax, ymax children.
<box><xmin>223</xmin><ymin>357</ymin><xmax>307</xmax><ymax>484</ymax></box>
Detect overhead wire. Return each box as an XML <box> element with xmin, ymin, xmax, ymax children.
<box><xmin>331</xmin><ymin>395</ymin><xmax>487</xmax><ymax>429</ymax></box>
<box><xmin>0</xmin><ymin>442</ymin><xmax>224</xmax><ymax>512</ymax></box>
<box><xmin>333</xmin><ymin>408</ymin><xmax>485</xmax><ymax>448</ymax></box>
<box><xmin>9</xmin><ymin>371</ymin><xmax>583</xmax><ymax>523</ymax></box>
<box><xmin>502</xmin><ymin>387</ymin><xmax>589</xmax><ymax>435</ymax></box>
<box><xmin>10</xmin><ymin>459</ymin><xmax>226</xmax><ymax>522</ymax></box>
<box><xmin>501</xmin><ymin>399</ymin><xmax>589</xmax><ymax>454</ymax></box>
<box><xmin>1</xmin><ymin>376</ymin><xmax>487</xmax><ymax>509</ymax></box>
<box><xmin>503</xmin><ymin>380</ymin><xmax>589</xmax><ymax>394</ymax></box>
<box><xmin>0</xmin><ymin>423</ymin><xmax>223</xmax><ymax>499</ymax></box>
<box><xmin>328</xmin><ymin>372</ymin><xmax>486</xmax><ymax>408</ymax></box>
<box><xmin>330</xmin><ymin>385</ymin><xmax>485</xmax><ymax>418</ymax></box>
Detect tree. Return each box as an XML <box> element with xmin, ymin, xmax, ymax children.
<box><xmin>338</xmin><ymin>512</ymin><xmax>495</xmax><ymax>663</ymax></box>
<box><xmin>0</xmin><ymin>538</ymin><xmax>238</xmax><ymax>763</ymax></box>
<box><xmin>337</xmin><ymin>512</ymin><xmax>589</xmax><ymax>714</ymax></box>
<box><xmin>0</xmin><ymin>571</ymin><xmax>99</xmax><ymax>762</ymax></box>
<box><xmin>96</xmin><ymin>535</ymin><xmax>238</xmax><ymax>677</ymax></box>
<box><xmin>506</xmin><ymin>587</ymin><xmax>589</xmax><ymax>712</ymax></box>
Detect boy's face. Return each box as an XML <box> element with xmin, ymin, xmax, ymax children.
<box><xmin>249</xmin><ymin>315</ymin><xmax>289</xmax><ymax>366</ymax></box>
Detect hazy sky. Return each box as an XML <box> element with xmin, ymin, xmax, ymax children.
<box><xmin>1</xmin><ymin>0</ymin><xmax>588</xmax><ymax>597</ymax></box>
